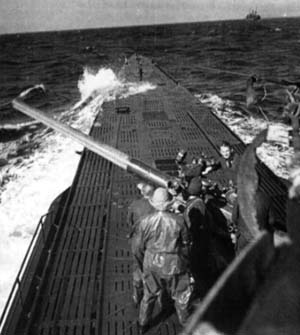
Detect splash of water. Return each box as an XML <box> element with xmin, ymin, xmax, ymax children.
<box><xmin>0</xmin><ymin>67</ymin><xmax>156</xmax><ymax>314</ymax></box>
<box><xmin>77</xmin><ymin>66</ymin><xmax>156</xmax><ymax>101</ymax></box>
<box><xmin>78</xmin><ymin>67</ymin><xmax>121</xmax><ymax>100</ymax></box>
<box><xmin>70</xmin><ymin>67</ymin><xmax>156</xmax><ymax>132</ymax></box>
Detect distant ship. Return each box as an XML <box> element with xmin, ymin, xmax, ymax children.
<box><xmin>246</xmin><ymin>8</ymin><xmax>261</xmax><ymax>21</ymax></box>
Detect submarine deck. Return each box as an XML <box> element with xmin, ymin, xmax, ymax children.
<box><xmin>1</xmin><ymin>55</ymin><xmax>287</xmax><ymax>335</ymax></box>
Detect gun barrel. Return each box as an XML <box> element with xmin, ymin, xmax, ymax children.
<box><xmin>12</xmin><ymin>98</ymin><xmax>172</xmax><ymax>188</ymax></box>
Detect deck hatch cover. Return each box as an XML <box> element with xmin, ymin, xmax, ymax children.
<box><xmin>116</xmin><ymin>106</ymin><xmax>131</xmax><ymax>114</ymax></box>
<box><xmin>155</xmin><ymin>158</ymin><xmax>178</xmax><ymax>173</ymax></box>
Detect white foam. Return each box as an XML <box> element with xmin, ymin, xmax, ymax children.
<box><xmin>78</xmin><ymin>67</ymin><xmax>122</xmax><ymax>100</ymax></box>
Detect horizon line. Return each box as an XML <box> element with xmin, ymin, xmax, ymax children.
<box><xmin>1</xmin><ymin>15</ymin><xmax>299</xmax><ymax>37</ymax></box>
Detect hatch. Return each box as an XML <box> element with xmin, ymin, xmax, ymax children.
<box><xmin>116</xmin><ymin>106</ymin><xmax>131</xmax><ymax>114</ymax></box>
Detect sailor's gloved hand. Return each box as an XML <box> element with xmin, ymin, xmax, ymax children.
<box><xmin>230</xmin><ymin>233</ymin><xmax>237</xmax><ymax>245</ymax></box>
<box><xmin>175</xmin><ymin>149</ymin><xmax>187</xmax><ymax>165</ymax></box>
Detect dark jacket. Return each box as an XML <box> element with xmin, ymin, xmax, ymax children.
<box><xmin>184</xmin><ymin>197</ymin><xmax>207</xmax><ymax>229</ymax></box>
<box><xmin>184</xmin><ymin>197</ymin><xmax>234</xmax><ymax>281</ymax></box>
<box><xmin>213</xmin><ymin>153</ymin><xmax>240</xmax><ymax>185</ymax></box>
<box><xmin>183</xmin><ymin>164</ymin><xmax>205</xmax><ymax>183</ymax></box>
<box><xmin>132</xmin><ymin>210</ymin><xmax>191</xmax><ymax>276</ymax></box>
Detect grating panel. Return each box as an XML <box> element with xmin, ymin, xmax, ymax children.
<box><xmin>186</xmin><ymin>145</ymin><xmax>219</xmax><ymax>159</ymax></box>
<box><xmin>151</xmin><ymin>147</ymin><xmax>180</xmax><ymax>159</ymax></box>
<box><xmin>180</xmin><ymin>127</ymin><xmax>208</xmax><ymax>141</ymax></box>
<box><xmin>121</xmin><ymin>114</ymin><xmax>137</xmax><ymax>126</ymax></box>
<box><xmin>151</xmin><ymin>138</ymin><xmax>177</xmax><ymax>147</ymax></box>
<box><xmin>119</xmin><ymin>129</ymin><xmax>138</xmax><ymax>144</ymax></box>
<box><xmin>146</xmin><ymin>120</ymin><xmax>169</xmax><ymax>128</ymax></box>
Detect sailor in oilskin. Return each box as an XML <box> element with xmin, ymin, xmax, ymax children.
<box><xmin>131</xmin><ymin>188</ymin><xmax>194</xmax><ymax>330</ymax></box>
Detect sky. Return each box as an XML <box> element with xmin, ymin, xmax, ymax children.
<box><xmin>0</xmin><ymin>0</ymin><xmax>300</xmax><ymax>34</ymax></box>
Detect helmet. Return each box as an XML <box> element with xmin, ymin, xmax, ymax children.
<box><xmin>149</xmin><ymin>188</ymin><xmax>173</xmax><ymax>211</ymax></box>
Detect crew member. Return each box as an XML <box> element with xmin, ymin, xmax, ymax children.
<box><xmin>132</xmin><ymin>188</ymin><xmax>194</xmax><ymax>332</ymax></box>
<box><xmin>184</xmin><ymin>130</ymin><xmax>300</xmax><ymax>335</ymax></box>
<box><xmin>185</xmin><ymin>178</ymin><xmax>234</xmax><ymax>283</ymax></box>
<box><xmin>206</xmin><ymin>141</ymin><xmax>240</xmax><ymax>187</ymax></box>
<box><xmin>127</xmin><ymin>183</ymin><xmax>155</xmax><ymax>307</ymax></box>
<box><xmin>138</xmin><ymin>58</ymin><xmax>143</xmax><ymax>81</ymax></box>
<box><xmin>204</xmin><ymin>142</ymin><xmax>240</xmax><ymax>251</ymax></box>
<box><xmin>184</xmin><ymin>158</ymin><xmax>207</xmax><ymax>183</ymax></box>
<box><xmin>219</xmin><ymin>141</ymin><xmax>239</xmax><ymax>167</ymax></box>
<box><xmin>139</xmin><ymin>67</ymin><xmax>143</xmax><ymax>81</ymax></box>
<box><xmin>184</xmin><ymin>177</ymin><xmax>214</xmax><ymax>288</ymax></box>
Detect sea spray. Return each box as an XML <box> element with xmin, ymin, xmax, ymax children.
<box><xmin>72</xmin><ymin>67</ymin><xmax>123</xmax><ymax>112</ymax></box>
<box><xmin>196</xmin><ymin>93</ymin><xmax>294</xmax><ymax>179</ymax></box>
<box><xmin>0</xmin><ymin>67</ymin><xmax>156</xmax><ymax>314</ymax></box>
<box><xmin>78</xmin><ymin>68</ymin><xmax>122</xmax><ymax>99</ymax></box>
<box><xmin>71</xmin><ymin>67</ymin><xmax>156</xmax><ymax>127</ymax></box>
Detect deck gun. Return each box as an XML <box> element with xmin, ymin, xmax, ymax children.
<box><xmin>12</xmin><ymin>88</ymin><xmax>233</xmax><ymax>230</ymax></box>
<box><xmin>12</xmin><ymin>89</ymin><xmax>182</xmax><ymax>193</ymax></box>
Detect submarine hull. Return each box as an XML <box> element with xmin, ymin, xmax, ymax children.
<box><xmin>0</xmin><ymin>55</ymin><xmax>287</xmax><ymax>335</ymax></box>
